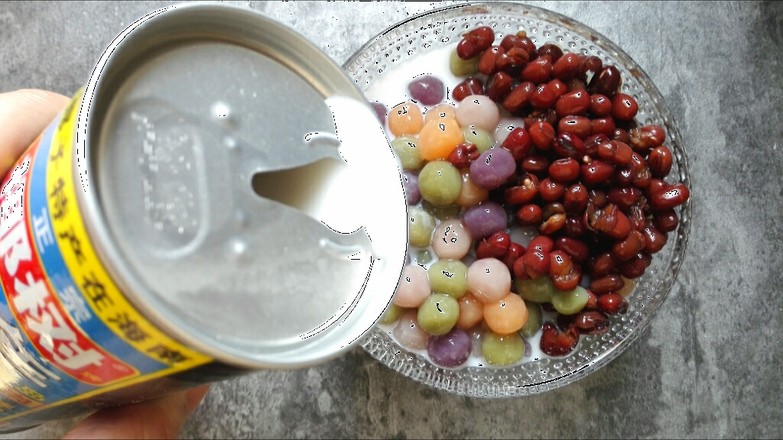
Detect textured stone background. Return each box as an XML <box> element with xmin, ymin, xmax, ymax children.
<box><xmin>0</xmin><ymin>1</ymin><xmax>781</xmax><ymax>438</ymax></box>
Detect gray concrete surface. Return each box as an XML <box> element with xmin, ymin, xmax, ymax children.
<box><xmin>0</xmin><ymin>1</ymin><xmax>781</xmax><ymax>438</ymax></box>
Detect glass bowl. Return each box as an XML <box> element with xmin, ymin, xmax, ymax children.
<box><xmin>344</xmin><ymin>2</ymin><xmax>691</xmax><ymax>397</ymax></box>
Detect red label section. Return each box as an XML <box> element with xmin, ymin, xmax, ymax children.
<box><xmin>0</xmin><ymin>147</ymin><xmax>135</xmax><ymax>386</ymax></box>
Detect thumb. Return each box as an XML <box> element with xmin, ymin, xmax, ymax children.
<box><xmin>61</xmin><ymin>385</ymin><xmax>210</xmax><ymax>440</ymax></box>
<box><xmin>0</xmin><ymin>88</ymin><xmax>70</xmax><ymax>175</ymax></box>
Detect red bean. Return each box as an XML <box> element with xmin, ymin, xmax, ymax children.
<box><xmin>627</xmin><ymin>204</ymin><xmax>647</xmax><ymax>232</ymax></box>
<box><xmin>540</xmin><ymin>322</ymin><xmax>579</xmax><ymax>356</ymax></box>
<box><xmin>589</xmin><ymin>252</ymin><xmax>617</xmax><ymax>278</ymax></box>
<box><xmin>501</xmin><ymin>127</ymin><xmax>532</xmax><ymax>160</ymax></box>
<box><xmin>590</xmin><ymin>274</ymin><xmax>624</xmax><ymax>294</ymax></box>
<box><xmin>528</xmin><ymin>235</ymin><xmax>554</xmax><ymax>253</ymax></box>
<box><xmin>486</xmin><ymin>71</ymin><xmax>515</xmax><ymax>101</ymax></box>
<box><xmin>558</xmin><ymin>115</ymin><xmax>592</xmax><ymax>139</ymax></box>
<box><xmin>653</xmin><ymin>209</ymin><xmax>680</xmax><ymax>232</ymax></box>
<box><xmin>552</xmin><ymin>269</ymin><xmax>581</xmax><ymax>291</ymax></box>
<box><xmin>462</xmin><ymin>26</ymin><xmax>495</xmax><ymax>51</ymax></box>
<box><xmin>564</xmin><ymin>216</ymin><xmax>587</xmax><ymax>237</ymax></box>
<box><xmin>552</xmin><ymin>52</ymin><xmax>584</xmax><ymax>80</ymax></box>
<box><xmin>615</xmin><ymin>166</ymin><xmax>635</xmax><ymax>187</ymax></box>
<box><xmin>504</xmin><ymin>173</ymin><xmax>539</xmax><ymax>205</ymax></box>
<box><xmin>612</xmin><ymin>229</ymin><xmax>646</xmax><ymax>261</ymax></box>
<box><xmin>563</xmin><ymin>183</ymin><xmax>589</xmax><ymax>214</ymax></box>
<box><xmin>530</xmin><ymin>108</ymin><xmax>559</xmax><ymax>127</ymax></box>
<box><xmin>588</xmin><ymin>189</ymin><xmax>609</xmax><ymax>208</ymax></box>
<box><xmin>587</xmin><ymin>203</ymin><xmax>631</xmax><ymax>239</ymax></box>
<box><xmin>452</xmin><ymin>77</ymin><xmax>484</xmax><ymax>101</ymax></box>
<box><xmin>611</xmin><ymin>93</ymin><xmax>639</xmax><ymax>121</ymax></box>
<box><xmin>579</xmin><ymin>55</ymin><xmax>603</xmax><ymax>78</ymax></box>
<box><xmin>516</xmin><ymin>203</ymin><xmax>543</xmax><ymax>226</ymax></box>
<box><xmin>580</xmin><ymin>160</ymin><xmax>615</xmax><ymax>185</ymax></box>
<box><xmin>521</xmin><ymin>58</ymin><xmax>553</xmax><ymax>84</ymax></box>
<box><xmin>645</xmin><ymin>178</ymin><xmax>667</xmax><ymax>197</ymax></box>
<box><xmin>647</xmin><ymin>145</ymin><xmax>674</xmax><ymax>177</ymax></box>
<box><xmin>649</xmin><ymin>183</ymin><xmax>690</xmax><ymax>211</ymax></box>
<box><xmin>608</xmin><ymin>187</ymin><xmax>641</xmax><ymax>210</ymax></box>
<box><xmin>555</xmin><ymin>89</ymin><xmax>590</xmax><ymax>116</ymax></box>
<box><xmin>446</xmin><ymin>142</ymin><xmax>479</xmax><ymax>169</ymax></box>
<box><xmin>502</xmin><ymin>81</ymin><xmax>534</xmax><ymax>114</ymax></box>
<box><xmin>520</xmin><ymin>155</ymin><xmax>550</xmax><ymax>177</ymax></box>
<box><xmin>630</xmin><ymin>124</ymin><xmax>666</xmax><ymax>151</ymax></box>
<box><xmin>574</xmin><ymin>310</ymin><xmax>610</xmax><ymax>335</ymax></box>
<box><xmin>528</xmin><ymin>121</ymin><xmax>555</xmax><ymax>150</ymax></box>
<box><xmin>590</xmin><ymin>117</ymin><xmax>616</xmax><ymax>136</ymax></box>
<box><xmin>517</xmin><ymin>36</ymin><xmax>538</xmax><ymax>58</ymax></box>
<box><xmin>596</xmin><ymin>140</ymin><xmax>633</xmax><ymax>166</ymax></box>
<box><xmin>549</xmin><ymin>250</ymin><xmax>575</xmax><ymax>278</ymax></box>
<box><xmin>529</xmin><ymin>83</ymin><xmax>557</xmax><ymax>109</ymax></box>
<box><xmin>552</xmin><ymin>132</ymin><xmax>586</xmax><ymax>158</ymax></box>
<box><xmin>549</xmin><ymin>157</ymin><xmax>580</xmax><ymax>182</ymax></box>
<box><xmin>502</xmin><ymin>242</ymin><xmax>525</xmax><ymax>270</ymax></box>
<box><xmin>456</xmin><ymin>38</ymin><xmax>481</xmax><ymax>60</ymax></box>
<box><xmin>612</xmin><ymin>127</ymin><xmax>631</xmax><ymax>143</ymax></box>
<box><xmin>478</xmin><ymin>45</ymin><xmax>503</xmax><ymax>75</ymax></box>
<box><xmin>583</xmin><ymin>133</ymin><xmax>609</xmax><ymax>157</ymax></box>
<box><xmin>629</xmin><ymin>152</ymin><xmax>652</xmax><ymax>189</ymax></box>
<box><xmin>521</xmin><ymin>249</ymin><xmax>550</xmax><ymax>278</ymax></box>
<box><xmin>497</xmin><ymin>47</ymin><xmax>530</xmax><ymax>74</ymax></box>
<box><xmin>588</xmin><ymin>65</ymin><xmax>622</xmax><ymax>97</ymax></box>
<box><xmin>540</xmin><ymin>208</ymin><xmax>566</xmax><ymax>235</ymax></box>
<box><xmin>536</xmin><ymin>43</ymin><xmax>564</xmax><ymax>64</ymax></box>
<box><xmin>476</xmin><ymin>230</ymin><xmax>511</xmax><ymax>259</ymax></box>
<box><xmin>589</xmin><ymin>94</ymin><xmax>612</xmax><ymax>116</ymax></box>
<box><xmin>598</xmin><ymin>293</ymin><xmax>628</xmax><ymax>315</ymax></box>
<box><xmin>548</xmin><ymin>78</ymin><xmax>568</xmax><ymax>98</ymax></box>
<box><xmin>618</xmin><ymin>252</ymin><xmax>651</xmax><ymax>279</ymax></box>
<box><xmin>554</xmin><ymin>236</ymin><xmax>590</xmax><ymax>263</ymax></box>
<box><xmin>642</xmin><ymin>222</ymin><xmax>668</xmax><ymax>253</ymax></box>
<box><xmin>584</xmin><ymin>289</ymin><xmax>599</xmax><ymax>310</ymax></box>
<box><xmin>539</xmin><ymin>177</ymin><xmax>566</xmax><ymax>202</ymax></box>
<box><xmin>500</xmin><ymin>33</ymin><xmax>525</xmax><ymax>51</ymax></box>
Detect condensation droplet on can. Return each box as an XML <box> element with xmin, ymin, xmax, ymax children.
<box><xmin>223</xmin><ymin>136</ymin><xmax>238</xmax><ymax>150</ymax></box>
<box><xmin>227</xmin><ymin>238</ymin><xmax>248</xmax><ymax>259</ymax></box>
<box><xmin>211</xmin><ymin>101</ymin><xmax>232</xmax><ymax>121</ymax></box>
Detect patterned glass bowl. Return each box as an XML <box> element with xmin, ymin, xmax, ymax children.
<box><xmin>344</xmin><ymin>2</ymin><xmax>691</xmax><ymax>397</ymax></box>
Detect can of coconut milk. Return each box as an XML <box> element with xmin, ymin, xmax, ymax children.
<box><xmin>0</xmin><ymin>3</ymin><xmax>407</xmax><ymax>432</ymax></box>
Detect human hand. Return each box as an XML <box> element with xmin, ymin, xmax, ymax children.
<box><xmin>60</xmin><ymin>385</ymin><xmax>210</xmax><ymax>439</ymax></box>
<box><xmin>0</xmin><ymin>89</ymin><xmax>210</xmax><ymax>439</ymax></box>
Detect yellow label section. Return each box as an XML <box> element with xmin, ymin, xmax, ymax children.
<box><xmin>47</xmin><ymin>92</ymin><xmax>212</xmax><ymax>369</ymax></box>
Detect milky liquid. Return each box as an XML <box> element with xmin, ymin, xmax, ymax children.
<box><xmin>363</xmin><ymin>45</ymin><xmax>553</xmax><ymax>367</ymax></box>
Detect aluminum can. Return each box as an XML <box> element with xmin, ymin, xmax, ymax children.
<box><xmin>0</xmin><ymin>3</ymin><xmax>406</xmax><ymax>432</ymax></box>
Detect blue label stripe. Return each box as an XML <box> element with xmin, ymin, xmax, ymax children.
<box><xmin>29</xmin><ymin>120</ymin><xmax>168</xmax><ymax>375</ymax></box>
<box><xmin>0</xmin><ymin>118</ymin><xmax>177</xmax><ymax>420</ymax></box>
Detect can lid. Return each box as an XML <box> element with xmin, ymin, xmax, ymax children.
<box><xmin>78</xmin><ymin>4</ymin><xmax>407</xmax><ymax>368</ymax></box>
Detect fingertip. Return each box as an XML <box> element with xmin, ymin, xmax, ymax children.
<box><xmin>185</xmin><ymin>384</ymin><xmax>210</xmax><ymax>414</ymax></box>
<box><xmin>0</xmin><ymin>88</ymin><xmax>70</xmax><ymax>175</ymax></box>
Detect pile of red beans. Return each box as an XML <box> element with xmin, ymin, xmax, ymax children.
<box><xmin>376</xmin><ymin>24</ymin><xmax>691</xmax><ymax>362</ymax></box>
<box><xmin>452</xmin><ymin>27</ymin><xmax>689</xmax><ymax>354</ymax></box>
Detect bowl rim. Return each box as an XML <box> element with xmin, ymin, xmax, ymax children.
<box><xmin>344</xmin><ymin>1</ymin><xmax>692</xmax><ymax>397</ymax></box>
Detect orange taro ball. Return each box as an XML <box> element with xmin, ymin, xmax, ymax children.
<box><xmin>388</xmin><ymin>102</ymin><xmax>424</xmax><ymax>137</ymax></box>
<box><xmin>417</xmin><ymin>118</ymin><xmax>464</xmax><ymax>161</ymax></box>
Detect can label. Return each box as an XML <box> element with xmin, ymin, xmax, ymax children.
<box><xmin>0</xmin><ymin>93</ymin><xmax>212</xmax><ymax>429</ymax></box>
